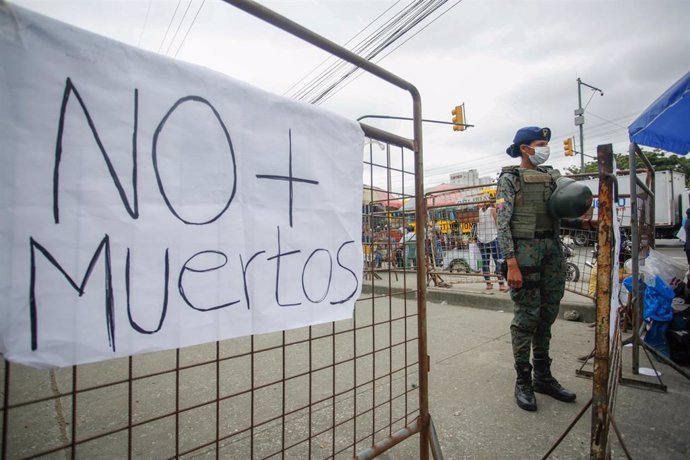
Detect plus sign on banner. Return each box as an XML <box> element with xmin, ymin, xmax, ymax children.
<box><xmin>0</xmin><ymin>4</ymin><xmax>364</xmax><ymax>368</ymax></box>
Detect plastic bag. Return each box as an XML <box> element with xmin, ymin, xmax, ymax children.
<box><xmin>639</xmin><ymin>248</ymin><xmax>687</xmax><ymax>287</ymax></box>
<box><xmin>677</xmin><ymin>224</ymin><xmax>686</xmax><ymax>243</ymax></box>
<box><xmin>623</xmin><ymin>275</ymin><xmax>674</xmax><ymax>322</ymax></box>
<box><xmin>643</xmin><ymin>275</ymin><xmax>674</xmax><ymax>322</ymax></box>
<box><xmin>622</xmin><ymin>275</ymin><xmax>633</xmax><ymax>293</ymax></box>
<box><xmin>644</xmin><ymin>320</ymin><xmax>671</xmax><ymax>358</ymax></box>
<box><xmin>468</xmin><ymin>243</ymin><xmax>482</xmax><ymax>272</ymax></box>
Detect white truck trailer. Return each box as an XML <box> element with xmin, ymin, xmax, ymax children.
<box><xmin>575</xmin><ymin>170</ymin><xmax>686</xmax><ymax>240</ymax></box>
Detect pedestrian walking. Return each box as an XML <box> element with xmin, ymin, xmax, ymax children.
<box><xmin>476</xmin><ymin>202</ymin><xmax>508</xmax><ymax>291</ymax></box>
<box><xmin>496</xmin><ymin>126</ymin><xmax>594</xmax><ymax>412</ymax></box>
<box><xmin>399</xmin><ymin>225</ymin><xmax>416</xmax><ymax>268</ymax></box>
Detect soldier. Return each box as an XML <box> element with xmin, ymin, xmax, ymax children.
<box><xmin>496</xmin><ymin>126</ymin><xmax>595</xmax><ymax>412</ymax></box>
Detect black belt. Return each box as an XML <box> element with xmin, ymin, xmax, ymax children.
<box><xmin>514</xmin><ymin>231</ymin><xmax>554</xmax><ymax>240</ymax></box>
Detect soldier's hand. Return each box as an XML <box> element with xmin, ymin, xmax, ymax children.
<box><xmin>506</xmin><ymin>258</ymin><xmax>522</xmax><ymax>289</ymax></box>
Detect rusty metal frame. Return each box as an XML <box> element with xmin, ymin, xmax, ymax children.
<box><xmin>589</xmin><ymin>144</ymin><xmax>616</xmax><ymax>459</ymax></box>
<box><xmin>545</xmin><ymin>144</ymin><xmax>627</xmax><ymax>459</ymax></box>
<box><xmin>550</xmin><ymin>142</ymin><xmax>689</xmax><ymax>459</ymax></box>
<box><xmin>628</xmin><ymin>143</ymin><xmax>655</xmax><ymax>375</ymax></box>
<box><xmin>627</xmin><ymin>143</ymin><xmax>690</xmax><ymax>385</ymax></box>
<box><xmin>1</xmin><ymin>1</ymin><xmax>441</xmax><ymax>458</ymax></box>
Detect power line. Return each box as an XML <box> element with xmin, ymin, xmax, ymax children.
<box><xmin>309</xmin><ymin>0</ymin><xmax>438</xmax><ymax>103</ymax></box>
<box><xmin>282</xmin><ymin>0</ymin><xmax>403</xmax><ymax>96</ymax></box>
<box><xmin>414</xmin><ymin>128</ymin><xmax>635</xmax><ymax>186</ymax></box>
<box><xmin>289</xmin><ymin>0</ymin><xmax>463</xmax><ymax>105</ymax></box>
<box><xmin>165</xmin><ymin>0</ymin><xmax>195</xmax><ymax>56</ymax></box>
<box><xmin>157</xmin><ymin>0</ymin><xmax>183</xmax><ymax>54</ymax></box>
<box><xmin>174</xmin><ymin>0</ymin><xmax>207</xmax><ymax>58</ymax></box>
<box><xmin>291</xmin><ymin>0</ymin><xmax>432</xmax><ymax>102</ymax></box>
<box><xmin>137</xmin><ymin>0</ymin><xmax>153</xmax><ymax>47</ymax></box>
<box><xmin>586</xmin><ymin>110</ymin><xmax>636</xmax><ymax>130</ymax></box>
<box><xmin>374</xmin><ymin>0</ymin><xmax>464</xmax><ymax>63</ymax></box>
<box><xmin>368</xmin><ymin>114</ymin><xmax>637</xmax><ymax>183</ymax></box>
<box><xmin>320</xmin><ymin>0</ymin><xmax>465</xmax><ymax>105</ymax></box>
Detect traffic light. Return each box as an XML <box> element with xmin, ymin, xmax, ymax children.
<box><xmin>451</xmin><ymin>105</ymin><xmax>465</xmax><ymax>131</ymax></box>
<box><xmin>563</xmin><ymin>137</ymin><xmax>574</xmax><ymax>156</ymax></box>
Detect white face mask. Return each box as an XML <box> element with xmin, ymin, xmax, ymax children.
<box><xmin>529</xmin><ymin>146</ymin><xmax>550</xmax><ymax>165</ymax></box>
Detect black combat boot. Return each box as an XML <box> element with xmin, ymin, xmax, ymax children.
<box><xmin>514</xmin><ymin>362</ymin><xmax>537</xmax><ymax>411</ymax></box>
<box><xmin>532</xmin><ymin>355</ymin><xmax>576</xmax><ymax>402</ymax></box>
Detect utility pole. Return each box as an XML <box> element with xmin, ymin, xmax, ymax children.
<box><xmin>575</xmin><ymin>78</ymin><xmax>604</xmax><ymax>172</ymax></box>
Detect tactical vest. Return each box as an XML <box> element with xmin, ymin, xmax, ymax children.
<box><xmin>500</xmin><ymin>166</ymin><xmax>560</xmax><ymax>239</ymax></box>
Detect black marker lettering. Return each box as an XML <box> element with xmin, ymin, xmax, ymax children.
<box><xmin>302</xmin><ymin>248</ymin><xmax>332</xmax><ymax>303</ymax></box>
<box><xmin>266</xmin><ymin>226</ymin><xmax>302</xmax><ymax>307</ymax></box>
<box><xmin>53</xmin><ymin>78</ymin><xmax>138</xmax><ymax>223</ymax></box>
<box><xmin>126</xmin><ymin>248</ymin><xmax>169</xmax><ymax>334</ymax></box>
<box><xmin>240</xmin><ymin>250</ymin><xmax>266</xmax><ymax>310</ymax></box>
<box><xmin>152</xmin><ymin>96</ymin><xmax>236</xmax><ymax>225</ymax></box>
<box><xmin>178</xmin><ymin>250</ymin><xmax>240</xmax><ymax>311</ymax></box>
<box><xmin>256</xmin><ymin>129</ymin><xmax>318</xmax><ymax>227</ymax></box>
<box><xmin>330</xmin><ymin>240</ymin><xmax>359</xmax><ymax>305</ymax></box>
<box><xmin>29</xmin><ymin>235</ymin><xmax>115</xmax><ymax>351</ymax></box>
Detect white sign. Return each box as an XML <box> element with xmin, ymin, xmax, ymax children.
<box><xmin>0</xmin><ymin>5</ymin><xmax>364</xmax><ymax>368</ymax></box>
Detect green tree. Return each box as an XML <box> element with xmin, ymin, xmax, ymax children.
<box><xmin>565</xmin><ymin>148</ymin><xmax>690</xmax><ymax>186</ymax></box>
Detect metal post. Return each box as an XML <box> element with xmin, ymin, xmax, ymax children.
<box><xmin>577</xmin><ymin>78</ymin><xmax>585</xmax><ymax>173</ymax></box>
<box><xmin>220</xmin><ymin>2</ymin><xmax>431</xmax><ymax>457</ymax></box>
<box><xmin>2</xmin><ymin>360</ymin><xmax>10</xmax><ymax>460</ymax></box>
<box><xmin>412</xmin><ymin>88</ymin><xmax>430</xmax><ymax>460</ymax></box>
<box><xmin>628</xmin><ymin>143</ymin><xmax>641</xmax><ymax>373</ymax></box>
<box><xmin>575</xmin><ymin>78</ymin><xmax>603</xmax><ymax>173</ymax></box>
<box><xmin>357</xmin><ymin>114</ymin><xmax>474</xmax><ymax>130</ymax></box>
<box><xmin>648</xmin><ymin>170</ymin><xmax>655</xmax><ymax>250</ymax></box>
<box><xmin>591</xmin><ymin>144</ymin><xmax>614</xmax><ymax>459</ymax></box>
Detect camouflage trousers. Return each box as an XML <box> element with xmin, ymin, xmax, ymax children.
<box><xmin>510</xmin><ymin>238</ymin><xmax>565</xmax><ymax>363</ymax></box>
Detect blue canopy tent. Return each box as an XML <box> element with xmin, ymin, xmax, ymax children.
<box><xmin>626</xmin><ymin>70</ymin><xmax>690</xmax><ymax>382</ymax></box>
<box><xmin>628</xmin><ymin>70</ymin><xmax>690</xmax><ymax>155</ymax></box>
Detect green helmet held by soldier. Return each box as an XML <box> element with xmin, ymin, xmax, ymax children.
<box><xmin>548</xmin><ymin>176</ymin><xmax>593</xmax><ymax>219</ymax></box>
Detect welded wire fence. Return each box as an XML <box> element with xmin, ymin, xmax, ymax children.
<box><xmin>2</xmin><ymin>1</ymin><xmax>439</xmax><ymax>458</ymax></box>
<box><xmin>1</xmin><ymin>134</ymin><xmax>426</xmax><ymax>460</ymax></box>
<box><xmin>416</xmin><ymin>181</ymin><xmax>633</xmax><ymax>299</ymax></box>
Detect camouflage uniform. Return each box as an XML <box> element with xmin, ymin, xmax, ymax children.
<box><xmin>496</xmin><ymin>166</ymin><xmax>565</xmax><ymax>364</ymax></box>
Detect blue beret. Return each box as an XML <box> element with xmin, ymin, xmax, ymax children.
<box><xmin>506</xmin><ymin>126</ymin><xmax>551</xmax><ymax>157</ymax></box>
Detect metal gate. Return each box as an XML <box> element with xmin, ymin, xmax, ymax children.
<box><xmin>1</xmin><ymin>1</ymin><xmax>437</xmax><ymax>458</ymax></box>
<box><xmin>546</xmin><ymin>143</ymin><xmax>680</xmax><ymax>458</ymax></box>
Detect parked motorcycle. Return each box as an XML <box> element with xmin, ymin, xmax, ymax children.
<box><xmin>561</xmin><ymin>239</ymin><xmax>580</xmax><ymax>282</ymax></box>
<box><xmin>584</xmin><ymin>230</ymin><xmax>631</xmax><ymax>270</ymax></box>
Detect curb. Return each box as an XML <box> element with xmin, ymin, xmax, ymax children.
<box><xmin>361</xmin><ymin>284</ymin><xmax>596</xmax><ymax>323</ymax></box>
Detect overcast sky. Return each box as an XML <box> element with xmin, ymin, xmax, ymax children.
<box><xmin>11</xmin><ymin>0</ymin><xmax>690</xmax><ymax>188</ymax></box>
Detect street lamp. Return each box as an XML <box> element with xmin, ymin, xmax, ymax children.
<box><xmin>576</xmin><ymin>78</ymin><xmax>604</xmax><ymax>172</ymax></box>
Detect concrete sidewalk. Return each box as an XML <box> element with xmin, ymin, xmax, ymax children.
<box><xmin>362</xmin><ymin>268</ymin><xmax>596</xmax><ymax>322</ymax></box>
<box><xmin>359</xmin><ymin>267</ymin><xmax>690</xmax><ymax>459</ymax></box>
<box><xmin>375</xmin><ymin>298</ymin><xmax>690</xmax><ymax>460</ymax></box>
